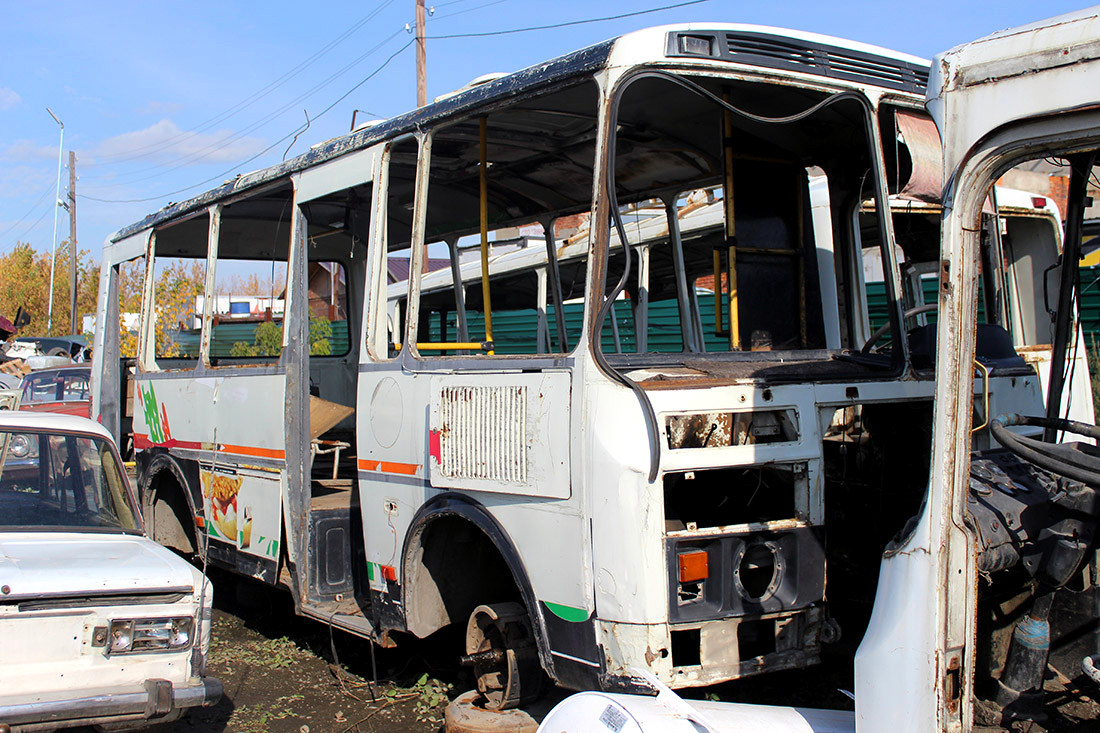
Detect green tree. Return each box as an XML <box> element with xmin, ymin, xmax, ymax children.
<box><xmin>229</xmin><ymin>316</ymin><xmax>332</xmax><ymax>357</ymax></box>
<box><xmin>0</xmin><ymin>240</ymin><xmax>99</xmax><ymax>338</ymax></box>
<box><xmin>152</xmin><ymin>259</ymin><xmax>206</xmax><ymax>357</ymax></box>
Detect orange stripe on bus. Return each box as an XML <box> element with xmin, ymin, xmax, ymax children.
<box><xmin>379</xmin><ymin>461</ymin><xmax>419</xmax><ymax>475</ymax></box>
<box><xmin>218</xmin><ymin>444</ymin><xmax>285</xmax><ymax>459</ymax></box>
<box><xmin>134</xmin><ymin>435</ymin><xmax>282</xmax><ymax>460</ymax></box>
<box><xmin>358</xmin><ymin>459</ymin><xmax>419</xmax><ymax>476</ymax></box>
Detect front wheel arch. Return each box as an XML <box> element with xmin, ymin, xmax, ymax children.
<box><xmin>400</xmin><ymin>493</ymin><xmax>555</xmax><ymax>681</ymax></box>
<box><xmin>140</xmin><ymin>452</ymin><xmax>199</xmax><ymax>555</ymax></box>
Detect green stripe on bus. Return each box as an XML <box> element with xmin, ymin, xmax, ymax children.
<box><xmin>544</xmin><ymin>601</ymin><xmax>589</xmax><ymax>623</ymax></box>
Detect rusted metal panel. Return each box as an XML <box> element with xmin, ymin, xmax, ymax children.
<box><xmin>665</xmin><ymin>409</ymin><xmax>798</xmax><ymax>450</ymax></box>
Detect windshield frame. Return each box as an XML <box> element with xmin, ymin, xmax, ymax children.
<box><xmin>591</xmin><ymin>65</ymin><xmax>908</xmax><ymax>378</ymax></box>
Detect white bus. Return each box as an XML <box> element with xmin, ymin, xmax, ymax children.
<box><xmin>92</xmin><ymin>19</ymin><xmax>1094</xmax><ymax>726</ymax></box>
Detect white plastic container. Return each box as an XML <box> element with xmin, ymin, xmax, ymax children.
<box><xmin>537</xmin><ymin>671</ymin><xmax>854</xmax><ymax>733</ymax></box>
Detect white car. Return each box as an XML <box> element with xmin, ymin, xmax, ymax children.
<box><xmin>0</xmin><ymin>412</ymin><xmax>221</xmax><ymax>730</ymax></box>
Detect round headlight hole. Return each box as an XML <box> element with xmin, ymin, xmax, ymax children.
<box><xmin>733</xmin><ymin>541</ymin><xmax>781</xmax><ymax>602</ymax></box>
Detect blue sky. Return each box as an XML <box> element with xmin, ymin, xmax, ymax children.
<box><xmin>0</xmin><ymin>0</ymin><xmax>1090</xmax><ymax>261</ymax></box>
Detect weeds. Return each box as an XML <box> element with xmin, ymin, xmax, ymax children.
<box><xmin>210</xmin><ymin>633</ymin><xmax>309</xmax><ymax>674</ymax></box>
<box><xmin>228</xmin><ymin>693</ymin><xmax>304</xmax><ymax>733</ymax></box>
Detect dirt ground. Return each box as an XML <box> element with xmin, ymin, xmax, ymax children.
<box><xmin>143</xmin><ymin>570</ymin><xmax>476</xmax><ymax>733</ymax></box>
<box><xmin>119</xmin><ymin>569</ymin><xmax>1100</xmax><ymax>733</ymax></box>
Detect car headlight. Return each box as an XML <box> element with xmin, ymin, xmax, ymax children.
<box><xmin>9</xmin><ymin>434</ymin><xmax>32</xmax><ymax>458</ymax></box>
<box><xmin>107</xmin><ymin>617</ymin><xmax>194</xmax><ymax>654</ymax></box>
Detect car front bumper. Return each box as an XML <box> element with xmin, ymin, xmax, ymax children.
<box><xmin>0</xmin><ymin>677</ymin><xmax>222</xmax><ymax>731</ymax></box>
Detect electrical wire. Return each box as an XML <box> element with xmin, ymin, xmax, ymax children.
<box><xmin>430</xmin><ymin>0</ymin><xmax>510</xmax><ymax>21</ymax></box>
<box><xmin>82</xmin><ymin>0</ymin><xmax>708</xmax><ymax>196</ymax></box>
<box><xmin>7</xmin><ymin>203</ymin><xmax>53</xmax><ymax>249</ymax></box>
<box><xmin>80</xmin><ymin>39</ymin><xmax>415</xmax><ymax>205</ymax></box>
<box><xmin>86</xmin><ymin>0</ymin><xmax>398</xmax><ymax>167</ymax></box>
<box><xmin>425</xmin><ymin>0</ymin><xmax>710</xmax><ymax>38</ymax></box>
<box><xmin>0</xmin><ymin>183</ymin><xmax>54</xmax><ymax>240</ymax></box>
<box><xmin>84</xmin><ymin>28</ymin><xmax>407</xmax><ymax>188</ymax></box>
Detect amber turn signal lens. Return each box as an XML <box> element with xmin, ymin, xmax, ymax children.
<box><xmin>678</xmin><ymin>550</ymin><xmax>709</xmax><ymax>583</ymax></box>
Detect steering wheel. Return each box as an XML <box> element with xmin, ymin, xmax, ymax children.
<box><xmin>861</xmin><ymin>303</ymin><xmax>938</xmax><ymax>354</ymax></box>
<box><xmin>990</xmin><ymin>413</ymin><xmax>1100</xmax><ymax>486</ymax></box>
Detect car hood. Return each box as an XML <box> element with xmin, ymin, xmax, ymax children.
<box><xmin>0</xmin><ymin>532</ymin><xmax>195</xmax><ymax>600</ymax></box>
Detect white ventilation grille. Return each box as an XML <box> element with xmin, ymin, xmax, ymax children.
<box><xmin>438</xmin><ymin>385</ymin><xmax>528</xmax><ymax>483</ymax></box>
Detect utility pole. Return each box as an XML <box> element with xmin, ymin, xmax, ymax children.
<box><xmin>416</xmin><ymin>0</ymin><xmax>427</xmax><ymax>108</ymax></box>
<box><xmin>68</xmin><ymin>151</ymin><xmax>77</xmax><ymax>335</ymax></box>
<box><xmin>46</xmin><ymin>108</ymin><xmax>64</xmax><ymax>336</ymax></box>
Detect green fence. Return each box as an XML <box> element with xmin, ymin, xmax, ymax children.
<box><xmin>173</xmin><ymin>319</ymin><xmax>351</xmax><ymax>358</ymax></box>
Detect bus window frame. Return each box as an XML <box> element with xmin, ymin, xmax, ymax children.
<box><xmin>404</xmin><ymin>96</ymin><xmax>599</xmax><ymax>362</ymax></box>
<box><xmin>362</xmin><ymin>140</ymin><xmax>400</xmax><ymax>363</ymax></box>
<box><xmin>205</xmin><ymin>191</ymin><xmax>296</xmax><ymax>369</ymax></box>
<box><xmin>138</xmin><ymin>206</ymin><xmax>216</xmax><ymax>373</ymax></box>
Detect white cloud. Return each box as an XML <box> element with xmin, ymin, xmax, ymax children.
<box><xmin>63</xmin><ymin>85</ymin><xmax>102</xmax><ymax>106</ymax></box>
<box><xmin>0</xmin><ymin>88</ymin><xmax>20</xmax><ymax>110</ymax></box>
<box><xmin>0</xmin><ymin>165</ymin><xmax>53</xmax><ymax>198</ymax></box>
<box><xmin>91</xmin><ymin>119</ymin><xmax>266</xmax><ymax>165</ymax></box>
<box><xmin>137</xmin><ymin>100</ymin><xmax>183</xmax><ymax>116</ymax></box>
<box><xmin>2</xmin><ymin>140</ymin><xmax>58</xmax><ymax>161</ymax></box>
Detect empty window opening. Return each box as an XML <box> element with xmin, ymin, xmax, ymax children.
<box><xmin>208</xmin><ymin>189</ymin><xmax>293</xmax><ymax>363</ymax></box>
<box><xmin>406</xmin><ymin>81</ymin><xmax>599</xmax><ymax>359</ymax></box>
<box><xmin>664</xmin><ymin>464</ymin><xmax>804</xmax><ymax>532</ymax></box>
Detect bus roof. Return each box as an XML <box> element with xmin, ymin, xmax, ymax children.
<box><xmin>112</xmin><ymin>23</ymin><xmax>930</xmax><ymax>244</ymax></box>
<box><xmin>927</xmin><ymin>7</ymin><xmax>1100</xmax><ymax>178</ymax></box>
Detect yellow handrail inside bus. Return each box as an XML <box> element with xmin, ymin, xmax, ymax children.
<box><xmin>713</xmin><ymin>248</ymin><xmax>722</xmax><ymax>335</ymax></box>
<box><xmin>479</xmin><ymin>117</ymin><xmax>494</xmax><ymax>354</ymax></box>
<box><xmin>723</xmin><ymin>92</ymin><xmax>739</xmax><ymax>351</ymax></box>
<box><xmin>393</xmin><ymin>342</ymin><xmax>494</xmax><ymax>352</ymax></box>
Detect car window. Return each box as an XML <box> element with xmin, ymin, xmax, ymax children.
<box><xmin>0</xmin><ymin>431</ymin><xmax>138</xmax><ymax>532</ymax></box>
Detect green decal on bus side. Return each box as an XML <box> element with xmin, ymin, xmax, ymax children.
<box><xmin>544</xmin><ymin>601</ymin><xmax>589</xmax><ymax>623</ymax></box>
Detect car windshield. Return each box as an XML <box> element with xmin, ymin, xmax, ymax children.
<box><xmin>0</xmin><ymin>430</ymin><xmax>139</xmax><ymax>532</ymax></box>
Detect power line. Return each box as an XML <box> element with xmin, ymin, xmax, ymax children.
<box><xmin>431</xmin><ymin>0</ymin><xmax>510</xmax><ymax>21</ymax></box>
<box><xmin>425</xmin><ymin>0</ymin><xmax>710</xmax><ymax>38</ymax></box>
<box><xmin>80</xmin><ymin>39</ymin><xmax>416</xmax><ymax>205</ymax></box>
<box><xmin>86</xmin><ymin>0</ymin><xmax>399</xmax><ymax>167</ymax></box>
<box><xmin>84</xmin><ymin>28</ymin><xmax>407</xmax><ymax>190</ymax></box>
<box><xmin>79</xmin><ymin>0</ymin><xmax>709</xmax><ymax>205</ymax></box>
<box><xmin>0</xmin><ymin>184</ymin><xmax>53</xmax><ymax>240</ymax></box>
<box><xmin>8</xmin><ymin>202</ymin><xmax>52</xmax><ymax>249</ymax></box>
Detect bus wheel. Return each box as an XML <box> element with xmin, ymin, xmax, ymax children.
<box><xmin>462</xmin><ymin>602</ymin><xmax>542</xmax><ymax>710</ymax></box>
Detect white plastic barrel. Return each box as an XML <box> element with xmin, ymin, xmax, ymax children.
<box><xmin>537</xmin><ymin>689</ymin><xmax>855</xmax><ymax>733</ymax></box>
